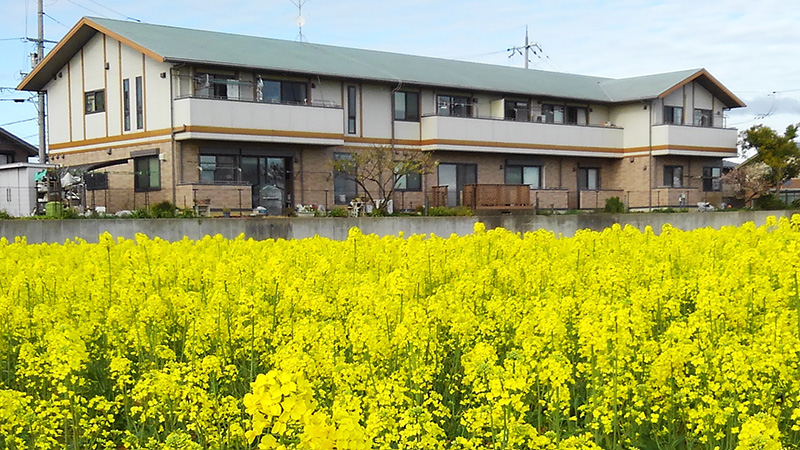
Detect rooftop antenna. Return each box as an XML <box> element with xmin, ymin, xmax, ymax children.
<box><xmin>291</xmin><ymin>0</ymin><xmax>308</xmax><ymax>42</ymax></box>
<box><xmin>507</xmin><ymin>26</ymin><xmax>542</xmax><ymax>69</ymax></box>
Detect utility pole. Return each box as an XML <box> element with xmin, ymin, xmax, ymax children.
<box><xmin>524</xmin><ymin>26</ymin><xmax>529</xmax><ymax>70</ymax></box>
<box><xmin>36</xmin><ymin>0</ymin><xmax>47</xmax><ymax>163</ymax></box>
<box><xmin>507</xmin><ymin>26</ymin><xmax>542</xmax><ymax>70</ymax></box>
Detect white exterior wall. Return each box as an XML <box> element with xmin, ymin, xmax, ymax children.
<box><xmin>43</xmin><ymin>33</ymin><xmax>172</xmax><ymax>153</ymax></box>
<box><xmin>106</xmin><ymin>36</ymin><xmax>122</xmax><ymax>136</ymax></box>
<box><xmin>82</xmin><ymin>35</ymin><xmax>106</xmax><ymax>141</ymax></box>
<box><xmin>693</xmin><ymin>83</ymin><xmax>713</xmax><ymax>110</ymax></box>
<box><xmin>68</xmin><ymin>51</ymin><xmax>84</xmax><ymax>143</ymax></box>
<box><xmin>45</xmin><ymin>65</ymin><xmax>71</xmax><ymax>145</ymax></box>
<box><xmin>361</xmin><ymin>84</ymin><xmax>392</xmax><ymax>139</ymax></box>
<box><xmin>609</xmin><ymin>103</ymin><xmax>652</xmax><ymax>150</ymax></box>
<box><xmin>144</xmin><ymin>54</ymin><xmax>172</xmax><ymax>132</ymax></box>
<box><xmin>588</xmin><ymin>104</ymin><xmax>610</xmax><ymax>126</ymax></box>
<box><xmin>394</xmin><ymin>121</ymin><xmax>420</xmax><ymax>142</ymax></box>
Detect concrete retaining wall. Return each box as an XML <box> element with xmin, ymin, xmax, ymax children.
<box><xmin>0</xmin><ymin>210</ymin><xmax>796</xmax><ymax>244</ymax></box>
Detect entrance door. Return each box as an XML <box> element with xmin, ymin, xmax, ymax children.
<box><xmin>438</xmin><ymin>163</ymin><xmax>477</xmax><ymax>207</ymax></box>
<box><xmin>241</xmin><ymin>156</ymin><xmax>289</xmax><ymax>215</ymax></box>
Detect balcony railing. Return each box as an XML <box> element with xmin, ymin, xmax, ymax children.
<box><xmin>421</xmin><ymin>115</ymin><xmax>623</xmax><ymax>155</ymax></box>
<box><xmin>463</xmin><ymin>184</ymin><xmax>533</xmax><ymax>210</ymax></box>
<box><xmin>172</xmin><ymin>97</ymin><xmax>345</xmax><ymax>145</ymax></box>
<box><xmin>651</xmin><ymin>124</ymin><xmax>738</xmax><ymax>154</ymax></box>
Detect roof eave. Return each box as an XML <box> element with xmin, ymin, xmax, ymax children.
<box><xmin>18</xmin><ymin>17</ymin><xmax>165</xmax><ymax>92</ymax></box>
<box><xmin>165</xmin><ymin>57</ymin><xmax>616</xmax><ymax>104</ymax></box>
<box><xmin>657</xmin><ymin>69</ymin><xmax>746</xmax><ymax>109</ymax></box>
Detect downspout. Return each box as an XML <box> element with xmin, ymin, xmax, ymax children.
<box><xmin>390</xmin><ymin>81</ymin><xmax>402</xmax><ymax>209</ymax></box>
<box><xmin>648</xmin><ymin>100</ymin><xmax>653</xmax><ymax>211</ymax></box>
<box><xmin>169</xmin><ymin>67</ymin><xmax>177</xmax><ymax>205</ymax></box>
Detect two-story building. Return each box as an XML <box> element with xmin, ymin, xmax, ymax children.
<box><xmin>18</xmin><ymin>17</ymin><xmax>745</xmax><ymax>213</ymax></box>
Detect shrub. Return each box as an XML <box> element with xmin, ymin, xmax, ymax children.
<box><xmin>327</xmin><ymin>207</ymin><xmax>348</xmax><ymax>217</ymax></box>
<box><xmin>754</xmin><ymin>194</ymin><xmax>786</xmax><ymax>210</ymax></box>
<box><xmin>427</xmin><ymin>206</ymin><xmax>473</xmax><ymax>216</ymax></box>
<box><xmin>150</xmin><ymin>201</ymin><xmax>180</xmax><ymax>218</ymax></box>
<box><xmin>604</xmin><ymin>196</ymin><xmax>626</xmax><ymax>213</ymax></box>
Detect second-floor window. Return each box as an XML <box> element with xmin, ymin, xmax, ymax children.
<box><xmin>347</xmin><ymin>86</ymin><xmax>357</xmax><ymax>134</ymax></box>
<box><xmin>135</xmin><ymin>77</ymin><xmax>144</xmax><ymax>130</ymax></box>
<box><xmin>505</xmin><ymin>100</ymin><xmax>529</xmax><ymax>122</ymax></box>
<box><xmin>694</xmin><ymin>108</ymin><xmax>713</xmax><ymax>127</ymax></box>
<box><xmin>663</xmin><ymin>165</ymin><xmax>683</xmax><ymax>187</ymax></box>
<box><xmin>394</xmin><ymin>91</ymin><xmax>419</xmax><ymax>121</ymax></box>
<box><xmin>437</xmin><ymin>95</ymin><xmax>473</xmax><ymax>117</ymax></box>
<box><xmin>665</xmin><ymin>105</ymin><xmax>683</xmax><ymax>125</ymax></box>
<box><xmin>84</xmin><ymin>90</ymin><xmax>105</xmax><ymax>114</ymax></box>
<box><xmin>123</xmin><ymin>79</ymin><xmax>131</xmax><ymax>131</ymax></box>
<box><xmin>566</xmin><ymin>106</ymin><xmax>588</xmax><ymax>125</ymax></box>
<box><xmin>540</xmin><ymin>104</ymin><xmax>564</xmax><ymax>124</ymax></box>
<box><xmin>257</xmin><ymin>78</ymin><xmax>308</xmax><ymax>105</ymax></box>
<box><xmin>505</xmin><ymin>165</ymin><xmax>542</xmax><ymax>189</ymax></box>
<box><xmin>195</xmin><ymin>73</ymin><xmax>235</xmax><ymax>99</ymax></box>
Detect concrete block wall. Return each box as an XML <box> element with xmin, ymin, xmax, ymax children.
<box><xmin>0</xmin><ymin>210</ymin><xmax>795</xmax><ymax>244</ymax></box>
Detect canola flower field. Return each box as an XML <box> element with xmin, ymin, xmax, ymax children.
<box><xmin>1</xmin><ymin>218</ymin><xmax>800</xmax><ymax>450</ymax></box>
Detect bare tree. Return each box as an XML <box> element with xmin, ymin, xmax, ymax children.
<box><xmin>331</xmin><ymin>145</ymin><xmax>438</xmax><ymax>214</ymax></box>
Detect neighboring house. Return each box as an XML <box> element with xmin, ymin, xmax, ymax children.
<box><xmin>776</xmin><ymin>179</ymin><xmax>800</xmax><ymax>206</ymax></box>
<box><xmin>17</xmin><ymin>17</ymin><xmax>745</xmax><ymax>214</ymax></box>
<box><xmin>0</xmin><ymin>127</ymin><xmax>51</xmax><ymax>216</ymax></box>
<box><xmin>0</xmin><ymin>127</ymin><xmax>38</xmax><ymax>164</ymax></box>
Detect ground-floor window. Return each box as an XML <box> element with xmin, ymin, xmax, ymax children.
<box><xmin>438</xmin><ymin>163</ymin><xmax>477</xmax><ymax>207</ymax></box>
<box><xmin>199</xmin><ymin>155</ymin><xmax>237</xmax><ymax>183</ymax></box>
<box><xmin>333</xmin><ymin>152</ymin><xmax>358</xmax><ymax>204</ymax></box>
<box><xmin>505</xmin><ymin>165</ymin><xmax>542</xmax><ymax>188</ymax></box>
<box><xmin>134</xmin><ymin>156</ymin><xmax>160</xmax><ymax>191</ymax></box>
<box><xmin>703</xmin><ymin>166</ymin><xmax>722</xmax><ymax>191</ymax></box>
<box><xmin>199</xmin><ymin>150</ymin><xmax>292</xmax><ymax>211</ymax></box>
<box><xmin>577</xmin><ymin>167</ymin><xmax>599</xmax><ymax>190</ymax></box>
<box><xmin>663</xmin><ymin>165</ymin><xmax>683</xmax><ymax>187</ymax></box>
<box><xmin>395</xmin><ymin>170</ymin><xmax>422</xmax><ymax>191</ymax></box>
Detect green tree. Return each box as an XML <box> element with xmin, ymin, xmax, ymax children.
<box><xmin>331</xmin><ymin>145</ymin><xmax>437</xmax><ymax>214</ymax></box>
<box><xmin>742</xmin><ymin>124</ymin><xmax>800</xmax><ymax>195</ymax></box>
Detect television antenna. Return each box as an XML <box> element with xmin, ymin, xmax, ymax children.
<box><xmin>291</xmin><ymin>0</ymin><xmax>308</xmax><ymax>42</ymax></box>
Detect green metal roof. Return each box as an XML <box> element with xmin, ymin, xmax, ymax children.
<box><xmin>20</xmin><ymin>17</ymin><xmax>745</xmax><ymax>108</ymax></box>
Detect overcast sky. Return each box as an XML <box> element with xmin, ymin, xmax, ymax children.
<box><xmin>1</xmin><ymin>0</ymin><xmax>799</xmax><ymax>152</ymax></box>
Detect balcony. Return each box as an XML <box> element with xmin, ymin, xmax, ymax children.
<box><xmin>420</xmin><ymin>115</ymin><xmax>624</xmax><ymax>157</ymax></box>
<box><xmin>172</xmin><ymin>97</ymin><xmax>345</xmax><ymax>145</ymax></box>
<box><xmin>650</xmin><ymin>124</ymin><xmax>737</xmax><ymax>156</ymax></box>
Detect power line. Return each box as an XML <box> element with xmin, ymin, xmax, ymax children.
<box><xmin>66</xmin><ymin>0</ymin><xmax>108</xmax><ymax>18</ymax></box>
<box><xmin>43</xmin><ymin>12</ymin><xmax>67</xmax><ymax>27</ymax></box>
<box><xmin>1</xmin><ymin>117</ymin><xmax>37</xmax><ymax>127</ymax></box>
<box><xmin>84</xmin><ymin>0</ymin><xmax>139</xmax><ymax>21</ymax></box>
